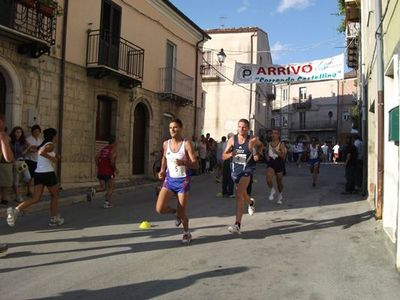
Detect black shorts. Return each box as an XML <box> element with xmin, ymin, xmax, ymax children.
<box><xmin>97</xmin><ymin>174</ymin><xmax>113</xmax><ymax>182</ymax></box>
<box><xmin>267</xmin><ymin>158</ymin><xmax>284</xmax><ymax>174</ymax></box>
<box><xmin>34</xmin><ymin>172</ymin><xmax>58</xmax><ymax>187</ymax></box>
<box><xmin>25</xmin><ymin>160</ymin><xmax>37</xmax><ymax>177</ymax></box>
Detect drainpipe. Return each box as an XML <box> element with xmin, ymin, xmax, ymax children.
<box><xmin>336</xmin><ymin>79</ymin><xmax>340</xmax><ymax>143</ymax></box>
<box><xmin>375</xmin><ymin>0</ymin><xmax>384</xmax><ymax>219</ymax></box>
<box><xmin>193</xmin><ymin>34</ymin><xmax>207</xmax><ymax>137</ymax></box>
<box><xmin>57</xmin><ymin>0</ymin><xmax>69</xmax><ymax>182</ymax></box>
<box><xmin>249</xmin><ymin>30</ymin><xmax>257</xmax><ymax>130</ymax></box>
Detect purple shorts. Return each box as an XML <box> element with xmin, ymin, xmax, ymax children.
<box><xmin>163</xmin><ymin>175</ymin><xmax>190</xmax><ymax>194</ymax></box>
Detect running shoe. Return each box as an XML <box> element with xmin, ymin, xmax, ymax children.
<box><xmin>182</xmin><ymin>232</ymin><xmax>192</xmax><ymax>244</ymax></box>
<box><xmin>0</xmin><ymin>243</ymin><xmax>8</xmax><ymax>258</ymax></box>
<box><xmin>277</xmin><ymin>194</ymin><xmax>283</xmax><ymax>205</ymax></box>
<box><xmin>175</xmin><ymin>215</ymin><xmax>182</xmax><ymax>227</ymax></box>
<box><xmin>86</xmin><ymin>187</ymin><xmax>96</xmax><ymax>202</ymax></box>
<box><xmin>6</xmin><ymin>207</ymin><xmax>19</xmax><ymax>227</ymax></box>
<box><xmin>269</xmin><ymin>188</ymin><xmax>276</xmax><ymax>201</ymax></box>
<box><xmin>48</xmin><ymin>215</ymin><xmax>64</xmax><ymax>227</ymax></box>
<box><xmin>248</xmin><ymin>198</ymin><xmax>256</xmax><ymax>216</ymax></box>
<box><xmin>103</xmin><ymin>201</ymin><xmax>113</xmax><ymax>209</ymax></box>
<box><xmin>228</xmin><ymin>194</ymin><xmax>236</xmax><ymax>198</ymax></box>
<box><xmin>228</xmin><ymin>224</ymin><xmax>241</xmax><ymax>234</ymax></box>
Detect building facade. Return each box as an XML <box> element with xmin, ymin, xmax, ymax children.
<box><xmin>272</xmin><ymin>71</ymin><xmax>357</xmax><ymax>143</ymax></box>
<box><xmin>201</xmin><ymin>27</ymin><xmax>274</xmax><ymax>141</ymax></box>
<box><xmin>345</xmin><ymin>0</ymin><xmax>400</xmax><ymax>269</ymax></box>
<box><xmin>0</xmin><ymin>0</ymin><xmax>208</xmax><ymax>184</ymax></box>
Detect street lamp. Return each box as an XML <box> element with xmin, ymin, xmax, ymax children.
<box><xmin>217</xmin><ymin>48</ymin><xmax>226</xmax><ymax>66</ymax></box>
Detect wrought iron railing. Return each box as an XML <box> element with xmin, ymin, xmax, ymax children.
<box><xmin>159</xmin><ymin>67</ymin><xmax>194</xmax><ymax>101</ymax></box>
<box><xmin>0</xmin><ymin>0</ymin><xmax>57</xmax><ymax>45</ymax></box>
<box><xmin>201</xmin><ymin>64</ymin><xmax>226</xmax><ymax>78</ymax></box>
<box><xmin>86</xmin><ymin>29</ymin><xmax>144</xmax><ymax>81</ymax></box>
<box><xmin>293</xmin><ymin>100</ymin><xmax>312</xmax><ymax>110</ymax></box>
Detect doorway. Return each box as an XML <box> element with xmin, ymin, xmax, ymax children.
<box><xmin>0</xmin><ymin>72</ymin><xmax>5</xmax><ymax>116</ymax></box>
<box><xmin>132</xmin><ymin>103</ymin><xmax>148</xmax><ymax>174</ymax></box>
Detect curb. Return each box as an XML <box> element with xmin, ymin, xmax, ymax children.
<box><xmin>0</xmin><ymin>182</ymin><xmax>158</xmax><ymax>219</ymax></box>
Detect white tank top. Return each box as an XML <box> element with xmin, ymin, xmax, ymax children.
<box><xmin>35</xmin><ymin>142</ymin><xmax>55</xmax><ymax>173</ymax></box>
<box><xmin>268</xmin><ymin>142</ymin><xmax>281</xmax><ymax>159</ymax></box>
<box><xmin>166</xmin><ymin>139</ymin><xmax>187</xmax><ymax>178</ymax></box>
<box><xmin>309</xmin><ymin>145</ymin><xmax>319</xmax><ymax>159</ymax></box>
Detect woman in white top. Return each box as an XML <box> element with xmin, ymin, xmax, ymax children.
<box><xmin>156</xmin><ymin>119</ymin><xmax>198</xmax><ymax>244</ymax></box>
<box><xmin>25</xmin><ymin>124</ymin><xmax>43</xmax><ymax>196</ymax></box>
<box><xmin>7</xmin><ymin>128</ymin><xmax>64</xmax><ymax>227</ymax></box>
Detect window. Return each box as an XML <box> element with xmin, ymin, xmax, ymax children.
<box><xmin>204</xmin><ymin>50</ymin><xmax>213</xmax><ymax>65</ymax></box>
<box><xmin>299</xmin><ymin>87</ymin><xmax>307</xmax><ymax>101</ymax></box>
<box><xmin>165</xmin><ymin>41</ymin><xmax>177</xmax><ymax>92</ymax></box>
<box><xmin>299</xmin><ymin>112</ymin><xmax>306</xmax><ymax>129</ymax></box>
<box><xmin>342</xmin><ymin>112</ymin><xmax>350</xmax><ymax>121</ymax></box>
<box><xmin>96</xmin><ymin>96</ymin><xmax>117</xmax><ymax>141</ymax></box>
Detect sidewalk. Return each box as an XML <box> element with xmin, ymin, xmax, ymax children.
<box><xmin>0</xmin><ymin>177</ymin><xmax>158</xmax><ymax>218</ymax></box>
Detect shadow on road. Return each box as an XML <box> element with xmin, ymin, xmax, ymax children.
<box><xmin>29</xmin><ymin>266</ymin><xmax>250</xmax><ymax>300</ymax></box>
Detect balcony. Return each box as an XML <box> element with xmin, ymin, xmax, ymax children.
<box><xmin>86</xmin><ymin>29</ymin><xmax>144</xmax><ymax>88</ymax></box>
<box><xmin>0</xmin><ymin>0</ymin><xmax>57</xmax><ymax>57</ymax></box>
<box><xmin>159</xmin><ymin>67</ymin><xmax>194</xmax><ymax>106</ymax></box>
<box><xmin>290</xmin><ymin>120</ymin><xmax>336</xmax><ymax>132</ymax></box>
<box><xmin>201</xmin><ymin>64</ymin><xmax>226</xmax><ymax>80</ymax></box>
<box><xmin>293</xmin><ymin>100</ymin><xmax>312</xmax><ymax>110</ymax></box>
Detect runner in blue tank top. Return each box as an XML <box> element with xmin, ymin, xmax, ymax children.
<box><xmin>223</xmin><ymin>119</ymin><xmax>264</xmax><ymax>234</ymax></box>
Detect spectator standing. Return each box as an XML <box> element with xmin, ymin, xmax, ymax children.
<box><xmin>354</xmin><ymin>134</ymin><xmax>363</xmax><ymax>190</ymax></box>
<box><xmin>342</xmin><ymin>136</ymin><xmax>357</xmax><ymax>194</ymax></box>
<box><xmin>9</xmin><ymin>126</ymin><xmax>31</xmax><ymax>203</ymax></box>
<box><xmin>25</xmin><ymin>125</ymin><xmax>43</xmax><ymax>196</ymax></box>
<box><xmin>321</xmin><ymin>142</ymin><xmax>329</xmax><ymax>162</ymax></box>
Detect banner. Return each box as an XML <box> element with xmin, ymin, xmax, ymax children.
<box><xmin>234</xmin><ymin>54</ymin><xmax>344</xmax><ymax>84</ymax></box>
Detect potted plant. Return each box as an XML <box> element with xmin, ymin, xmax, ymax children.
<box><xmin>37</xmin><ymin>0</ymin><xmax>63</xmax><ymax>17</ymax></box>
<box><xmin>17</xmin><ymin>0</ymin><xmax>37</xmax><ymax>9</ymax></box>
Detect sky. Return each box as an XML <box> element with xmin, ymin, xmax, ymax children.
<box><xmin>170</xmin><ymin>0</ymin><xmax>345</xmax><ymax>65</ymax></box>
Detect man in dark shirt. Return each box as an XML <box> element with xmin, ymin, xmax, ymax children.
<box><xmin>342</xmin><ymin>136</ymin><xmax>358</xmax><ymax>194</ymax></box>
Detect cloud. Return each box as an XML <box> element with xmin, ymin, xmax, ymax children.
<box><xmin>237</xmin><ymin>0</ymin><xmax>250</xmax><ymax>13</ymax></box>
<box><xmin>277</xmin><ymin>0</ymin><xmax>313</xmax><ymax>13</ymax></box>
<box><xmin>270</xmin><ymin>41</ymin><xmax>291</xmax><ymax>62</ymax></box>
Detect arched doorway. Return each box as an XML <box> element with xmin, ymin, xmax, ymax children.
<box><xmin>132</xmin><ymin>103</ymin><xmax>148</xmax><ymax>174</ymax></box>
<box><xmin>0</xmin><ymin>72</ymin><xmax>5</xmax><ymax>115</ymax></box>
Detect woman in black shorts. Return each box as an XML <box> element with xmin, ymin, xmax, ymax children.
<box><xmin>7</xmin><ymin>128</ymin><xmax>64</xmax><ymax>227</ymax></box>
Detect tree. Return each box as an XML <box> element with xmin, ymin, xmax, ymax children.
<box><xmin>337</xmin><ymin>0</ymin><xmax>346</xmax><ymax>33</ymax></box>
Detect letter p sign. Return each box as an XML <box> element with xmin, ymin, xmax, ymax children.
<box><xmin>242</xmin><ymin>69</ymin><xmax>252</xmax><ymax>78</ymax></box>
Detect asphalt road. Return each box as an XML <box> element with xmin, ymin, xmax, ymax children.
<box><xmin>1</xmin><ymin>163</ymin><xmax>400</xmax><ymax>300</ymax></box>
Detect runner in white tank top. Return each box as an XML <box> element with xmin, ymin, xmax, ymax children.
<box><xmin>307</xmin><ymin>137</ymin><xmax>322</xmax><ymax>187</ymax></box>
<box><xmin>156</xmin><ymin>119</ymin><xmax>199</xmax><ymax>245</ymax></box>
<box><xmin>7</xmin><ymin>128</ymin><xmax>64</xmax><ymax>228</ymax></box>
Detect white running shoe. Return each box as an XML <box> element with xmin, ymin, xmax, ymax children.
<box><xmin>269</xmin><ymin>188</ymin><xmax>276</xmax><ymax>201</ymax></box>
<box><xmin>174</xmin><ymin>215</ymin><xmax>182</xmax><ymax>227</ymax></box>
<box><xmin>86</xmin><ymin>187</ymin><xmax>96</xmax><ymax>202</ymax></box>
<box><xmin>48</xmin><ymin>215</ymin><xmax>64</xmax><ymax>227</ymax></box>
<box><xmin>182</xmin><ymin>232</ymin><xmax>192</xmax><ymax>244</ymax></box>
<box><xmin>7</xmin><ymin>207</ymin><xmax>19</xmax><ymax>227</ymax></box>
<box><xmin>228</xmin><ymin>224</ymin><xmax>241</xmax><ymax>234</ymax></box>
<box><xmin>248</xmin><ymin>198</ymin><xmax>256</xmax><ymax>216</ymax></box>
<box><xmin>277</xmin><ymin>193</ymin><xmax>283</xmax><ymax>205</ymax></box>
<box><xmin>103</xmin><ymin>201</ymin><xmax>113</xmax><ymax>209</ymax></box>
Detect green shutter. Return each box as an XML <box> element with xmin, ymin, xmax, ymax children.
<box><xmin>389</xmin><ymin>105</ymin><xmax>399</xmax><ymax>142</ymax></box>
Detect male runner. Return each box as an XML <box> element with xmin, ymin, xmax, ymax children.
<box><xmin>87</xmin><ymin>136</ymin><xmax>118</xmax><ymax>208</ymax></box>
<box><xmin>266</xmin><ymin>129</ymin><xmax>287</xmax><ymax>205</ymax></box>
<box><xmin>307</xmin><ymin>137</ymin><xmax>322</xmax><ymax>187</ymax></box>
<box><xmin>223</xmin><ymin>119</ymin><xmax>263</xmax><ymax>234</ymax></box>
<box><xmin>156</xmin><ymin>119</ymin><xmax>198</xmax><ymax>244</ymax></box>
<box><xmin>0</xmin><ymin>113</ymin><xmax>14</xmax><ymax>257</ymax></box>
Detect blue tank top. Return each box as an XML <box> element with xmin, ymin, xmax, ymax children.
<box><xmin>231</xmin><ymin>134</ymin><xmax>256</xmax><ymax>176</ymax></box>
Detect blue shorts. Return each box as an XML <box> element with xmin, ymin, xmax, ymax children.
<box><xmin>308</xmin><ymin>158</ymin><xmax>320</xmax><ymax>166</ymax></box>
<box><xmin>231</xmin><ymin>171</ymin><xmax>253</xmax><ymax>184</ymax></box>
<box><xmin>163</xmin><ymin>175</ymin><xmax>190</xmax><ymax>194</ymax></box>
<box><xmin>97</xmin><ymin>174</ymin><xmax>113</xmax><ymax>182</ymax></box>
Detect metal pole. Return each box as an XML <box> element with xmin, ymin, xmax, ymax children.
<box><xmin>375</xmin><ymin>0</ymin><xmax>384</xmax><ymax>219</ymax></box>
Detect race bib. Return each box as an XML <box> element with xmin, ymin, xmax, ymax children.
<box><xmin>169</xmin><ymin>163</ymin><xmax>186</xmax><ymax>178</ymax></box>
<box><xmin>233</xmin><ymin>154</ymin><xmax>247</xmax><ymax>165</ymax></box>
